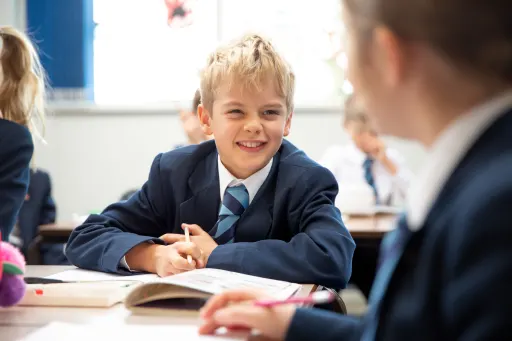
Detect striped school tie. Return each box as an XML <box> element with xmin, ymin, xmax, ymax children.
<box><xmin>363</xmin><ymin>157</ymin><xmax>380</xmax><ymax>204</ymax></box>
<box><xmin>210</xmin><ymin>184</ymin><xmax>249</xmax><ymax>244</ymax></box>
<box><xmin>361</xmin><ymin>214</ymin><xmax>412</xmax><ymax>341</ymax></box>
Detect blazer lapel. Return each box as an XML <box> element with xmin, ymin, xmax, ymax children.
<box><xmin>235</xmin><ymin>154</ymin><xmax>279</xmax><ymax>242</ymax></box>
<box><xmin>179</xmin><ymin>151</ymin><xmax>220</xmax><ymax>233</ymax></box>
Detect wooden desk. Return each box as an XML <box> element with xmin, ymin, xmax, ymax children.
<box><xmin>1</xmin><ymin>266</ymin><xmax>317</xmax><ymax>340</ymax></box>
<box><xmin>37</xmin><ymin>215</ymin><xmax>397</xmax><ymax>244</ymax></box>
<box><xmin>27</xmin><ymin>223</ymin><xmax>77</xmax><ymax>265</ymax></box>
<box><xmin>38</xmin><ymin>222</ymin><xmax>76</xmax><ymax>241</ymax></box>
<box><xmin>345</xmin><ymin>214</ymin><xmax>397</xmax><ymax>239</ymax></box>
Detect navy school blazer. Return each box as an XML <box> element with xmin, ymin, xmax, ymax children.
<box><xmin>0</xmin><ymin>119</ymin><xmax>34</xmax><ymax>241</ymax></box>
<box><xmin>66</xmin><ymin>140</ymin><xmax>356</xmax><ymax>289</ymax></box>
<box><xmin>18</xmin><ymin>169</ymin><xmax>69</xmax><ymax>265</ymax></box>
<box><xmin>285</xmin><ymin>109</ymin><xmax>512</xmax><ymax>341</ymax></box>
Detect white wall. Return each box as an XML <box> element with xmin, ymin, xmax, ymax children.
<box><xmin>34</xmin><ymin>109</ymin><xmax>426</xmax><ymax>221</ymax></box>
<box><xmin>2</xmin><ymin>2</ymin><xmax>426</xmax><ymax>221</ymax></box>
<box><xmin>0</xmin><ymin>0</ymin><xmax>25</xmax><ymax>28</ymax></box>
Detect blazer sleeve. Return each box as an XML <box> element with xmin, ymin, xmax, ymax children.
<box><xmin>207</xmin><ymin>166</ymin><xmax>355</xmax><ymax>289</ymax></box>
<box><xmin>0</xmin><ymin>121</ymin><xmax>34</xmax><ymax>241</ymax></box>
<box><xmin>445</xmin><ymin>179</ymin><xmax>512</xmax><ymax>340</ymax></box>
<box><xmin>65</xmin><ymin>153</ymin><xmax>170</xmax><ymax>274</ymax></box>
<box><xmin>285</xmin><ymin>308</ymin><xmax>363</xmax><ymax>341</ymax></box>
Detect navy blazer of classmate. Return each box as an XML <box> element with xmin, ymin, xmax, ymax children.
<box><xmin>66</xmin><ymin>140</ymin><xmax>356</xmax><ymax>289</ymax></box>
<box><xmin>0</xmin><ymin>119</ymin><xmax>34</xmax><ymax>241</ymax></box>
<box><xmin>17</xmin><ymin>169</ymin><xmax>68</xmax><ymax>265</ymax></box>
<box><xmin>285</xmin><ymin>109</ymin><xmax>512</xmax><ymax>341</ymax></box>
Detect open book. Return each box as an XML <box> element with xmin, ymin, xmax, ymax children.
<box><xmin>20</xmin><ymin>268</ymin><xmax>301</xmax><ymax>312</ymax></box>
<box><xmin>124</xmin><ymin>268</ymin><xmax>302</xmax><ymax>315</ymax></box>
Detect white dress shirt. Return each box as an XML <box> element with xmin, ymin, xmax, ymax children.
<box><xmin>407</xmin><ymin>91</ymin><xmax>512</xmax><ymax>231</ymax></box>
<box><xmin>121</xmin><ymin>156</ymin><xmax>273</xmax><ymax>270</ymax></box>
<box><xmin>217</xmin><ymin>156</ymin><xmax>273</xmax><ymax>204</ymax></box>
<box><xmin>320</xmin><ymin>143</ymin><xmax>412</xmax><ymax>207</ymax></box>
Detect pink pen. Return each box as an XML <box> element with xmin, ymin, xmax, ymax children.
<box><xmin>254</xmin><ymin>291</ymin><xmax>335</xmax><ymax>308</ymax></box>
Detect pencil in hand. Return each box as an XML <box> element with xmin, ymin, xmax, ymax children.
<box><xmin>184</xmin><ymin>226</ymin><xmax>193</xmax><ymax>265</ymax></box>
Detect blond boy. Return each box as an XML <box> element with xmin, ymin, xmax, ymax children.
<box><xmin>66</xmin><ymin>34</ymin><xmax>355</xmax><ymax>289</ymax></box>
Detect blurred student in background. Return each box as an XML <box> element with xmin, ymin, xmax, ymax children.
<box><xmin>9</xmin><ymin>169</ymin><xmax>69</xmax><ymax>265</ymax></box>
<box><xmin>179</xmin><ymin>89</ymin><xmax>213</xmax><ymax>145</ymax></box>
<box><xmin>0</xmin><ymin>26</ymin><xmax>45</xmax><ymax>241</ymax></box>
<box><xmin>320</xmin><ymin>94</ymin><xmax>411</xmax><ymax>207</ymax></box>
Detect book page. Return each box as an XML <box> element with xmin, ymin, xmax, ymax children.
<box><xmin>157</xmin><ymin>268</ymin><xmax>301</xmax><ymax>299</ymax></box>
<box><xmin>22</xmin><ymin>321</ymin><xmax>247</xmax><ymax>341</ymax></box>
<box><xmin>46</xmin><ymin>268</ymin><xmax>159</xmax><ymax>284</ymax></box>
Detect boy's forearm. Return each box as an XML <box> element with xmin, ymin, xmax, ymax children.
<box><xmin>125</xmin><ymin>243</ymin><xmax>162</xmax><ymax>273</ymax></box>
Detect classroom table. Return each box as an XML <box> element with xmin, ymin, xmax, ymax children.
<box><xmin>35</xmin><ymin>214</ymin><xmax>397</xmax><ymax>244</ymax></box>
<box><xmin>345</xmin><ymin>214</ymin><xmax>397</xmax><ymax>240</ymax></box>
<box><xmin>1</xmin><ymin>266</ymin><xmax>318</xmax><ymax>341</ymax></box>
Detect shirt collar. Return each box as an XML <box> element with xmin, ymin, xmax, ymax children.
<box><xmin>406</xmin><ymin>91</ymin><xmax>512</xmax><ymax>230</ymax></box>
<box><xmin>218</xmin><ymin>155</ymin><xmax>273</xmax><ymax>204</ymax></box>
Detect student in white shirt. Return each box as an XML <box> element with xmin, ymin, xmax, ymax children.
<box><xmin>178</xmin><ymin>89</ymin><xmax>213</xmax><ymax>147</ymax></box>
<box><xmin>320</xmin><ymin>94</ymin><xmax>412</xmax><ymax>207</ymax></box>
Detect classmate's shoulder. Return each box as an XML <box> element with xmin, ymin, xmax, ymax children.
<box><xmin>277</xmin><ymin>140</ymin><xmax>336</xmax><ymax>182</ymax></box>
<box><xmin>461</xmin><ymin>151</ymin><xmax>512</xmax><ymax>198</ymax></box>
<box><xmin>0</xmin><ymin>119</ymin><xmax>33</xmax><ymax>154</ymax></box>
<box><xmin>156</xmin><ymin>140</ymin><xmax>217</xmax><ymax>172</ymax></box>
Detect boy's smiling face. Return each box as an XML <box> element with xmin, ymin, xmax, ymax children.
<box><xmin>198</xmin><ymin>79</ymin><xmax>292</xmax><ymax>179</ymax></box>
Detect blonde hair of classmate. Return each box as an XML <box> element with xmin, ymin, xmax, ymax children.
<box><xmin>0</xmin><ymin>26</ymin><xmax>46</xmax><ymax>136</ymax></box>
<box><xmin>199</xmin><ymin>33</ymin><xmax>295</xmax><ymax>116</ymax></box>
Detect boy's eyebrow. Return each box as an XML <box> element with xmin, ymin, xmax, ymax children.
<box><xmin>261</xmin><ymin>102</ymin><xmax>285</xmax><ymax>109</ymax></box>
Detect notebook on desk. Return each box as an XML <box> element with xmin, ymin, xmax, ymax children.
<box><xmin>18</xmin><ymin>268</ymin><xmax>301</xmax><ymax>312</ymax></box>
<box><xmin>124</xmin><ymin>268</ymin><xmax>301</xmax><ymax>315</ymax></box>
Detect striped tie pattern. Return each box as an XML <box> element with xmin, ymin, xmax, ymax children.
<box><xmin>363</xmin><ymin>157</ymin><xmax>380</xmax><ymax>204</ymax></box>
<box><xmin>361</xmin><ymin>214</ymin><xmax>412</xmax><ymax>340</ymax></box>
<box><xmin>210</xmin><ymin>184</ymin><xmax>249</xmax><ymax>244</ymax></box>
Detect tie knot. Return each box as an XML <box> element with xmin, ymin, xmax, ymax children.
<box><xmin>363</xmin><ymin>157</ymin><xmax>375</xmax><ymax>168</ymax></box>
<box><xmin>221</xmin><ymin>184</ymin><xmax>249</xmax><ymax>215</ymax></box>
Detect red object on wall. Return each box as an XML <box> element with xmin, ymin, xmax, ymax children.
<box><xmin>164</xmin><ymin>0</ymin><xmax>193</xmax><ymax>27</ymax></box>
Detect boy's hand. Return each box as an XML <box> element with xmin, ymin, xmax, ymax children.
<box><xmin>368</xmin><ymin>138</ymin><xmax>387</xmax><ymax>162</ymax></box>
<box><xmin>199</xmin><ymin>289</ymin><xmax>296</xmax><ymax>340</ymax></box>
<box><xmin>181</xmin><ymin>223</ymin><xmax>218</xmax><ymax>265</ymax></box>
<box><xmin>153</xmin><ymin>242</ymin><xmax>205</xmax><ymax>277</ymax></box>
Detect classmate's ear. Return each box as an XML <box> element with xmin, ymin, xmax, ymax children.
<box><xmin>374</xmin><ymin>26</ymin><xmax>406</xmax><ymax>88</ymax></box>
<box><xmin>198</xmin><ymin>104</ymin><xmax>213</xmax><ymax>136</ymax></box>
<box><xmin>283</xmin><ymin>111</ymin><xmax>293</xmax><ymax>137</ymax></box>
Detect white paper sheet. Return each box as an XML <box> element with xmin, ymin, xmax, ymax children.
<box><xmin>46</xmin><ymin>268</ymin><xmax>159</xmax><ymax>284</ymax></box>
<box><xmin>22</xmin><ymin>322</ymin><xmax>247</xmax><ymax>341</ymax></box>
<box><xmin>157</xmin><ymin>268</ymin><xmax>302</xmax><ymax>299</ymax></box>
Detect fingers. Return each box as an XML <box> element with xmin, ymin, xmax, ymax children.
<box><xmin>159</xmin><ymin>233</ymin><xmax>186</xmax><ymax>244</ymax></box>
<box><xmin>200</xmin><ymin>290</ymin><xmax>266</xmax><ymax>319</ymax></box>
<box><xmin>182</xmin><ymin>223</ymin><xmax>206</xmax><ymax>236</ymax></box>
<box><xmin>173</xmin><ymin>241</ymin><xmax>203</xmax><ymax>261</ymax></box>
<box><xmin>199</xmin><ymin>305</ymin><xmax>267</xmax><ymax>336</ymax></box>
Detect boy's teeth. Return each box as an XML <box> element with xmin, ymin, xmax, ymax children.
<box><xmin>240</xmin><ymin>142</ymin><xmax>263</xmax><ymax>148</ymax></box>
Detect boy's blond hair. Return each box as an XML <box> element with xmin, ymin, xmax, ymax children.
<box><xmin>0</xmin><ymin>26</ymin><xmax>46</xmax><ymax>137</ymax></box>
<box><xmin>199</xmin><ymin>33</ymin><xmax>295</xmax><ymax>115</ymax></box>
<box><xmin>343</xmin><ymin>94</ymin><xmax>375</xmax><ymax>134</ymax></box>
